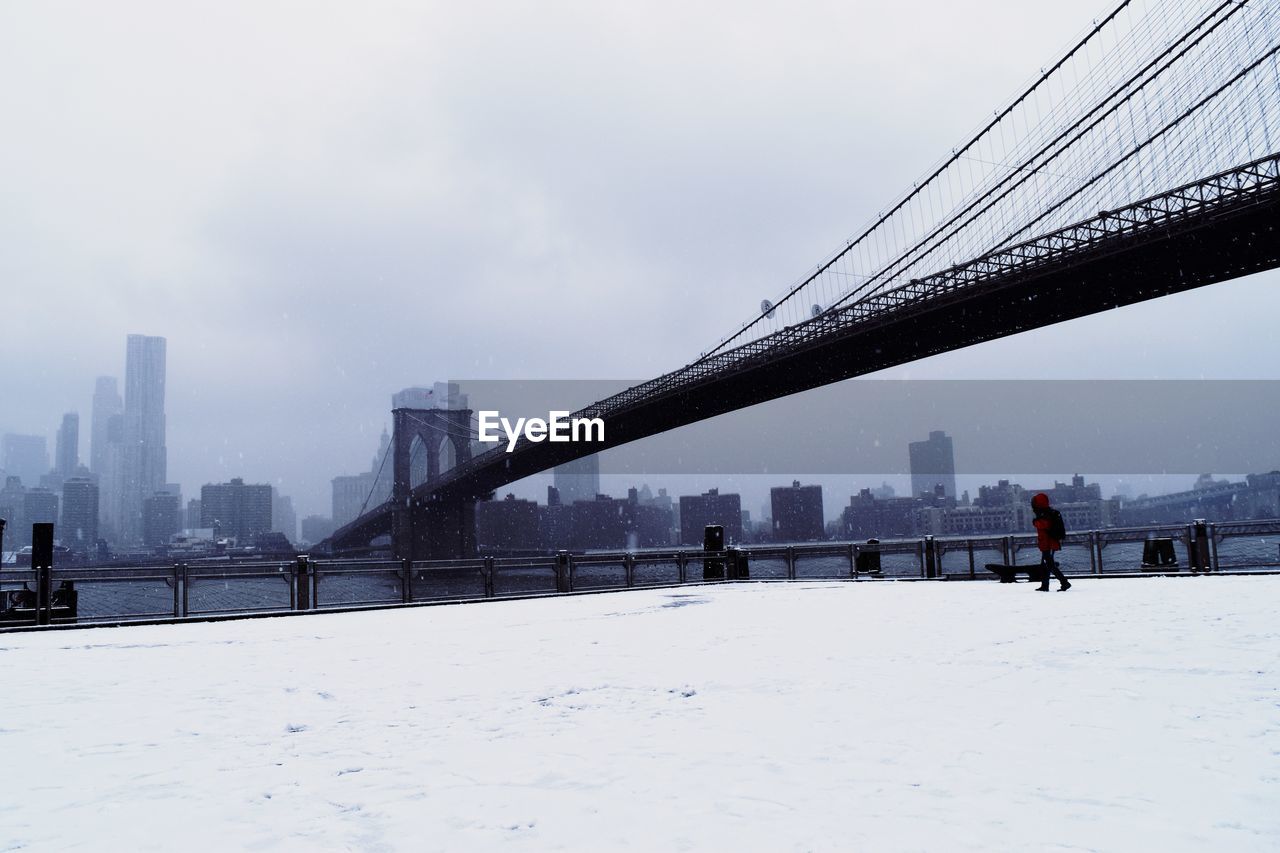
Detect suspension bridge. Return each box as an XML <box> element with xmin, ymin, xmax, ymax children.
<box><xmin>325</xmin><ymin>0</ymin><xmax>1280</xmax><ymax>559</ymax></box>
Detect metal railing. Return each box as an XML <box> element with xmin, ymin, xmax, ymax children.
<box><xmin>4</xmin><ymin>518</ymin><xmax>1278</xmax><ymax>630</ymax></box>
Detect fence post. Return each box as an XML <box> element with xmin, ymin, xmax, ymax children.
<box><xmin>968</xmin><ymin>540</ymin><xmax>976</xmax><ymax>579</ymax></box>
<box><xmin>33</xmin><ymin>522</ymin><xmax>53</xmax><ymax>626</ymax></box>
<box><xmin>484</xmin><ymin>556</ymin><xmax>495</xmax><ymax>598</ymax></box>
<box><xmin>401</xmin><ymin>558</ymin><xmax>412</xmax><ymax>603</ymax></box>
<box><xmin>1191</xmin><ymin>519</ymin><xmax>1211</xmax><ymax>572</ymax></box>
<box><xmin>1087</xmin><ymin>531</ymin><xmax>1098</xmax><ymax>575</ymax></box>
<box><xmin>624</xmin><ymin>553</ymin><xmax>635</xmax><ymax>588</ymax></box>
<box><xmin>295</xmin><ymin>555</ymin><xmax>310</xmax><ymax>611</ymax></box>
<box><xmin>786</xmin><ymin>546</ymin><xmax>795</xmax><ymax>581</ymax></box>
<box><xmin>172</xmin><ymin>563</ymin><xmax>182</xmax><ymax>617</ymax></box>
<box><xmin>556</xmin><ymin>550</ymin><xmax>571</xmax><ymax>593</ymax></box>
<box><xmin>848</xmin><ymin>543</ymin><xmax>857</xmax><ymax>579</ymax></box>
<box><xmin>677</xmin><ymin>551</ymin><xmax>686</xmax><ymax>584</ymax></box>
<box><xmin>924</xmin><ymin>536</ymin><xmax>938</xmax><ymax>579</ymax></box>
<box><xmin>1207</xmin><ymin>522</ymin><xmax>1220</xmax><ymax>571</ymax></box>
<box><xmin>1001</xmin><ymin>536</ymin><xmax>1012</xmax><ymax>567</ymax></box>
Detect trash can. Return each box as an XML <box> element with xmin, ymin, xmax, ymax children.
<box><xmin>1141</xmin><ymin>537</ymin><xmax>1178</xmax><ymax>569</ymax></box>
<box><xmin>855</xmin><ymin>539</ymin><xmax>882</xmax><ymax>575</ymax></box>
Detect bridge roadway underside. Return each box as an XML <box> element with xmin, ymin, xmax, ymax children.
<box><xmin>333</xmin><ymin>184</ymin><xmax>1279</xmax><ymax>558</ymax></box>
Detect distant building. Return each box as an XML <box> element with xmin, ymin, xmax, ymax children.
<box><xmin>272</xmin><ymin>489</ymin><xmax>298</xmax><ymax>543</ymax></box>
<box><xmin>300</xmin><ymin>515</ymin><xmax>337</xmax><ymax>546</ymax></box>
<box><xmin>23</xmin><ymin>488</ymin><xmax>59</xmax><ymax>541</ymax></box>
<box><xmin>623</xmin><ymin>488</ymin><xmax>674</xmax><ymax>548</ymax></box>
<box><xmin>186</xmin><ymin>498</ymin><xmax>203</xmax><ymax>530</ymax></box>
<box><xmin>54</xmin><ymin>413</ymin><xmax>79</xmax><ymax>482</ymax></box>
<box><xmin>90</xmin><ymin>377</ymin><xmax>123</xmax><ymax>477</ymax></box>
<box><xmin>201</xmin><ymin>478</ymin><xmax>272</xmax><ymax>543</ymax></box>
<box><xmin>332</xmin><ymin>473</ymin><xmax>378</xmax><ymax>528</ymax></box>
<box><xmin>771</xmin><ymin>480</ymin><xmax>825</xmax><ymax>542</ymax></box>
<box><xmin>121</xmin><ymin>334</ymin><xmax>167</xmax><ymax>543</ymax></box>
<box><xmin>477</xmin><ymin>494</ymin><xmax>543</xmax><ymax>553</ymax></box>
<box><xmin>570</xmin><ymin>495</ymin><xmax>627</xmax><ymax>550</ymax></box>
<box><xmin>840</xmin><ymin>489</ymin><xmax>924</xmax><ymax>539</ymax></box>
<box><xmin>554</xmin><ymin>455</ymin><xmax>601</xmax><ymax>507</ymax></box>
<box><xmin>0</xmin><ymin>476</ymin><xmax>26</xmax><ymax>546</ymax></box>
<box><xmin>909</xmin><ymin>430</ymin><xmax>956</xmax><ymax>499</ymax></box>
<box><xmin>98</xmin><ymin>412</ymin><xmax>127</xmax><ymax>544</ymax></box>
<box><xmin>330</xmin><ymin>428</ymin><xmax>393</xmax><ymax>527</ymax></box>
<box><xmin>922</xmin><ymin>475</ymin><xmax>1114</xmax><ymax>535</ymax></box>
<box><xmin>678</xmin><ymin>489</ymin><xmax>743</xmax><ymax>546</ymax></box>
<box><xmin>60</xmin><ymin>477</ymin><xmax>99</xmax><ymax>552</ymax></box>
<box><xmin>143</xmin><ymin>491</ymin><xmax>181</xmax><ymax>547</ymax></box>
<box><xmin>2</xmin><ymin>434</ymin><xmax>49</xmax><ymax>487</ymax></box>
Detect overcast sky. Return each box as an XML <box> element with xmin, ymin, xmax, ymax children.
<box><xmin>2</xmin><ymin>0</ymin><xmax>1278</xmax><ymax>520</ymax></box>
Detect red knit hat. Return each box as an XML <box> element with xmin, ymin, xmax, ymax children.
<box><xmin>1031</xmin><ymin>492</ymin><xmax>1050</xmax><ymax>510</ymax></box>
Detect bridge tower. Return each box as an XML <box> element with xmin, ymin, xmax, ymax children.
<box><xmin>390</xmin><ymin>406</ymin><xmax>477</xmax><ymax>561</ymax></box>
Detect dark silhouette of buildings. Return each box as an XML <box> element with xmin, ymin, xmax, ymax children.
<box><xmin>476</xmin><ymin>488</ymin><xmax>674</xmax><ymax>554</ymax></box>
<box><xmin>771</xmin><ymin>480</ymin><xmax>825</xmax><ymax>542</ymax></box>
<box><xmin>477</xmin><ymin>494</ymin><xmax>543</xmax><ymax>552</ymax></box>
<box><xmin>679</xmin><ymin>489</ymin><xmax>742</xmax><ymax>546</ymax></box>
<box><xmin>841</xmin><ymin>489</ymin><xmax>925</xmax><ymax>539</ymax></box>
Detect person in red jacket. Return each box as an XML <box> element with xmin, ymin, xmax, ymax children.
<box><xmin>1031</xmin><ymin>492</ymin><xmax>1071</xmax><ymax>591</ymax></box>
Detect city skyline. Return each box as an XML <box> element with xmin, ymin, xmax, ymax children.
<box><xmin>3</xmin><ymin>1</ymin><xmax>1279</xmax><ymax>529</ymax></box>
<box><xmin>4</xmin><ymin>360</ymin><xmax>1274</xmax><ymax>529</ymax></box>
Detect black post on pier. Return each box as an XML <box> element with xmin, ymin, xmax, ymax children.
<box><xmin>0</xmin><ymin>518</ymin><xmax>7</xmax><ymax>566</ymax></box>
<box><xmin>295</xmin><ymin>555</ymin><xmax>311</xmax><ymax>611</ymax></box>
<box><xmin>923</xmin><ymin>535</ymin><xmax>938</xmax><ymax>579</ymax></box>
<box><xmin>32</xmin><ymin>523</ymin><xmax>54</xmax><ymax>626</ymax></box>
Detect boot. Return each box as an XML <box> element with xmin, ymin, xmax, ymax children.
<box><xmin>1060</xmin><ymin>580</ymin><xmax>1072</xmax><ymax>591</ymax></box>
<box><xmin>1036</xmin><ymin>583</ymin><xmax>1050</xmax><ymax>591</ymax></box>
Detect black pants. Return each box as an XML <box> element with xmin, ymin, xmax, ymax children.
<box><xmin>1040</xmin><ymin>550</ymin><xmax>1068</xmax><ymax>588</ymax></box>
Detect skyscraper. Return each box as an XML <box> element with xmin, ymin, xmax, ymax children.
<box><xmin>99</xmin><ymin>413</ymin><xmax>127</xmax><ymax>543</ymax></box>
<box><xmin>122</xmin><ymin>335</ymin><xmax>167</xmax><ymax>542</ymax></box>
<box><xmin>55</xmin><ymin>412</ymin><xmax>79</xmax><ymax>480</ymax></box>
<box><xmin>909</xmin><ymin>430</ymin><xmax>957</xmax><ymax>500</ymax></box>
<box><xmin>90</xmin><ymin>377</ymin><xmax>123</xmax><ymax>476</ymax></box>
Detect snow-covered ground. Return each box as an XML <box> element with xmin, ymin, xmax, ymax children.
<box><xmin>1</xmin><ymin>577</ymin><xmax>1277</xmax><ymax>851</ymax></box>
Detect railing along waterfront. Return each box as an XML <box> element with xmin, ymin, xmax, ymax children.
<box><xmin>3</xmin><ymin>518</ymin><xmax>1278</xmax><ymax>630</ymax></box>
